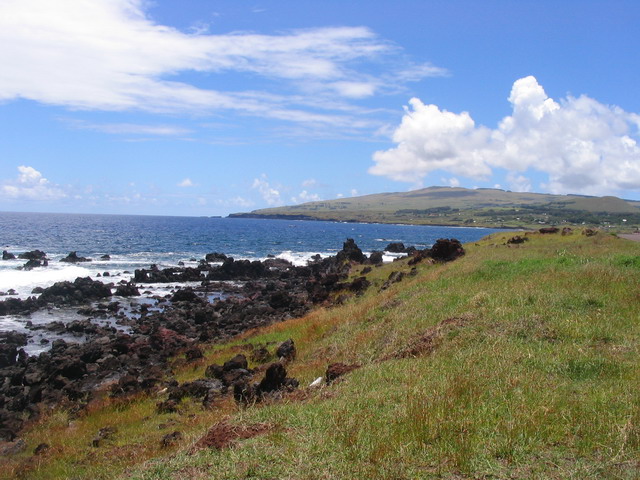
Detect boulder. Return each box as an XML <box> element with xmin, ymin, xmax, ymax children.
<box><xmin>37</xmin><ymin>277</ymin><xmax>112</xmax><ymax>305</ymax></box>
<box><xmin>348</xmin><ymin>276</ymin><xmax>370</xmax><ymax>294</ymax></box>
<box><xmin>18</xmin><ymin>250</ymin><xmax>47</xmax><ymax>261</ymax></box>
<box><xmin>337</xmin><ymin>239</ymin><xmax>366</xmax><ymax>264</ymax></box>
<box><xmin>368</xmin><ymin>251</ymin><xmax>384</xmax><ymax>265</ymax></box>
<box><xmin>160</xmin><ymin>431</ymin><xmax>182</xmax><ymax>448</ymax></box>
<box><xmin>2</xmin><ymin>251</ymin><xmax>15</xmax><ymax>260</ymax></box>
<box><xmin>170</xmin><ymin>288</ymin><xmax>199</xmax><ymax>303</ymax></box>
<box><xmin>223</xmin><ymin>354</ymin><xmax>248</xmax><ymax>372</ymax></box>
<box><xmin>60</xmin><ymin>251</ymin><xmax>91</xmax><ymax>263</ymax></box>
<box><xmin>507</xmin><ymin>235</ymin><xmax>528</xmax><ymax>244</ymax></box>
<box><xmin>385</xmin><ymin>242</ymin><xmax>406</xmax><ymax>253</ymax></box>
<box><xmin>276</xmin><ymin>339</ymin><xmax>296</xmax><ymax>361</ymax></box>
<box><xmin>381</xmin><ymin>271</ymin><xmax>404</xmax><ymax>290</ymax></box>
<box><xmin>114</xmin><ymin>283</ymin><xmax>139</xmax><ymax>297</ymax></box>
<box><xmin>21</xmin><ymin>259</ymin><xmax>47</xmax><ymax>270</ymax></box>
<box><xmin>429</xmin><ymin>238</ymin><xmax>465</xmax><ymax>262</ymax></box>
<box><xmin>257</xmin><ymin>362</ymin><xmax>299</xmax><ymax>395</ymax></box>
<box><xmin>205</xmin><ymin>252</ymin><xmax>228</xmax><ymax>262</ymax></box>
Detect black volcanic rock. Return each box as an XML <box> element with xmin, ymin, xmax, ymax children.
<box><xmin>336</xmin><ymin>238</ymin><xmax>366</xmax><ymax>264</ymax></box>
<box><xmin>37</xmin><ymin>277</ymin><xmax>112</xmax><ymax>305</ymax></box>
<box><xmin>18</xmin><ymin>250</ymin><xmax>47</xmax><ymax>261</ymax></box>
<box><xmin>21</xmin><ymin>259</ymin><xmax>48</xmax><ymax>270</ymax></box>
<box><xmin>205</xmin><ymin>252</ymin><xmax>227</xmax><ymax>262</ymax></box>
<box><xmin>276</xmin><ymin>339</ymin><xmax>296</xmax><ymax>361</ymax></box>
<box><xmin>60</xmin><ymin>251</ymin><xmax>91</xmax><ymax>263</ymax></box>
<box><xmin>368</xmin><ymin>251</ymin><xmax>384</xmax><ymax>265</ymax></box>
<box><xmin>2</xmin><ymin>251</ymin><xmax>15</xmax><ymax>260</ymax></box>
<box><xmin>385</xmin><ymin>242</ymin><xmax>406</xmax><ymax>253</ymax></box>
<box><xmin>429</xmin><ymin>238</ymin><xmax>465</xmax><ymax>262</ymax></box>
<box><xmin>114</xmin><ymin>283</ymin><xmax>140</xmax><ymax>297</ymax></box>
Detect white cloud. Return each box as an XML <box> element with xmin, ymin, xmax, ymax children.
<box><xmin>252</xmin><ymin>175</ymin><xmax>282</xmax><ymax>206</ymax></box>
<box><xmin>67</xmin><ymin>120</ymin><xmax>191</xmax><ymax>136</ymax></box>
<box><xmin>506</xmin><ymin>172</ymin><xmax>532</xmax><ymax>192</ymax></box>
<box><xmin>291</xmin><ymin>190</ymin><xmax>321</xmax><ymax>204</ymax></box>
<box><xmin>301</xmin><ymin>178</ymin><xmax>318</xmax><ymax>188</ymax></box>
<box><xmin>350</xmin><ymin>189</ymin><xmax>359</xmax><ymax>197</ymax></box>
<box><xmin>370</xmin><ymin>76</ymin><xmax>640</xmax><ymax>195</ymax></box>
<box><xmin>231</xmin><ymin>196</ymin><xmax>254</xmax><ymax>208</ymax></box>
<box><xmin>0</xmin><ymin>0</ymin><xmax>444</xmax><ymax>129</ymax></box>
<box><xmin>442</xmin><ymin>177</ymin><xmax>460</xmax><ymax>188</ymax></box>
<box><xmin>177</xmin><ymin>178</ymin><xmax>194</xmax><ymax>187</ymax></box>
<box><xmin>1</xmin><ymin>165</ymin><xmax>67</xmax><ymax>200</ymax></box>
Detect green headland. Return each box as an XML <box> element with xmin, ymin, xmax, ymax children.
<box><xmin>230</xmin><ymin>186</ymin><xmax>640</xmax><ymax>230</ymax></box>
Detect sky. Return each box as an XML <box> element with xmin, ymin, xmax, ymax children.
<box><xmin>1</xmin><ymin>0</ymin><xmax>639</xmax><ymax>216</ymax></box>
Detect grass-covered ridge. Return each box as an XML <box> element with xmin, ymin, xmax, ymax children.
<box><xmin>230</xmin><ymin>186</ymin><xmax>640</xmax><ymax>229</ymax></box>
<box><xmin>4</xmin><ymin>230</ymin><xmax>640</xmax><ymax>479</ymax></box>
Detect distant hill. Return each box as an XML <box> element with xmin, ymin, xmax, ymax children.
<box><xmin>229</xmin><ymin>186</ymin><xmax>640</xmax><ymax>228</ymax></box>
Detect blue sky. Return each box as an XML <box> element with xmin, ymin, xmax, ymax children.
<box><xmin>1</xmin><ymin>0</ymin><xmax>639</xmax><ymax>216</ymax></box>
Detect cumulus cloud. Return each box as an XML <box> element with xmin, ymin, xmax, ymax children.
<box><xmin>291</xmin><ymin>190</ymin><xmax>321</xmax><ymax>204</ymax></box>
<box><xmin>1</xmin><ymin>165</ymin><xmax>67</xmax><ymax>200</ymax></box>
<box><xmin>177</xmin><ymin>178</ymin><xmax>194</xmax><ymax>187</ymax></box>
<box><xmin>252</xmin><ymin>175</ymin><xmax>282</xmax><ymax>206</ymax></box>
<box><xmin>370</xmin><ymin>76</ymin><xmax>640</xmax><ymax>195</ymax></box>
<box><xmin>0</xmin><ymin>0</ymin><xmax>444</xmax><ymax>128</ymax></box>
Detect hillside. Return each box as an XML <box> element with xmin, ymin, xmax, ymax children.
<box><xmin>3</xmin><ymin>229</ymin><xmax>640</xmax><ymax>479</ymax></box>
<box><xmin>230</xmin><ymin>186</ymin><xmax>640</xmax><ymax>229</ymax></box>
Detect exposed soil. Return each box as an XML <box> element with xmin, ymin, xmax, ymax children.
<box><xmin>192</xmin><ymin>421</ymin><xmax>274</xmax><ymax>451</ymax></box>
<box><xmin>381</xmin><ymin>313</ymin><xmax>474</xmax><ymax>361</ymax></box>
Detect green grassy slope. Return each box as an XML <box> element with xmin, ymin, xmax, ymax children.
<box><xmin>230</xmin><ymin>186</ymin><xmax>640</xmax><ymax>228</ymax></box>
<box><xmin>4</xmin><ymin>230</ymin><xmax>640</xmax><ymax>479</ymax></box>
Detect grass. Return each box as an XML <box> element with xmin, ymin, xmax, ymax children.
<box><xmin>2</xmin><ymin>229</ymin><xmax>640</xmax><ymax>479</ymax></box>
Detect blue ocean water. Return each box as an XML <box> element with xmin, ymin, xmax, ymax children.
<box><xmin>0</xmin><ymin>212</ymin><xmax>505</xmax><ymax>298</ymax></box>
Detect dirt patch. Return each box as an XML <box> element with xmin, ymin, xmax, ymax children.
<box><xmin>325</xmin><ymin>363</ymin><xmax>361</xmax><ymax>384</ymax></box>
<box><xmin>382</xmin><ymin>313</ymin><xmax>474</xmax><ymax>361</ymax></box>
<box><xmin>191</xmin><ymin>421</ymin><xmax>274</xmax><ymax>451</ymax></box>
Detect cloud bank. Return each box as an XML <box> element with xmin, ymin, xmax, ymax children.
<box><xmin>0</xmin><ymin>0</ymin><xmax>444</xmax><ymax>128</ymax></box>
<box><xmin>1</xmin><ymin>166</ymin><xmax>67</xmax><ymax>200</ymax></box>
<box><xmin>370</xmin><ymin>76</ymin><xmax>640</xmax><ymax>195</ymax></box>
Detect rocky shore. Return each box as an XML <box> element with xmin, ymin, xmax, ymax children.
<box><xmin>0</xmin><ymin>238</ymin><xmax>464</xmax><ymax>442</ymax></box>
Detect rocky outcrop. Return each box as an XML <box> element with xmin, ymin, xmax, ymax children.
<box><xmin>337</xmin><ymin>238</ymin><xmax>366</xmax><ymax>264</ymax></box>
<box><xmin>37</xmin><ymin>277</ymin><xmax>112</xmax><ymax>305</ymax></box>
<box><xmin>60</xmin><ymin>251</ymin><xmax>91</xmax><ymax>263</ymax></box>
<box><xmin>21</xmin><ymin>259</ymin><xmax>48</xmax><ymax>270</ymax></box>
<box><xmin>507</xmin><ymin>235</ymin><xmax>528</xmax><ymax>244</ymax></box>
<box><xmin>429</xmin><ymin>238</ymin><xmax>465</xmax><ymax>262</ymax></box>
<box><xmin>2</xmin><ymin>251</ymin><xmax>15</xmax><ymax>260</ymax></box>
<box><xmin>18</xmin><ymin>250</ymin><xmax>47</xmax><ymax>261</ymax></box>
<box><xmin>385</xmin><ymin>242</ymin><xmax>406</xmax><ymax>253</ymax></box>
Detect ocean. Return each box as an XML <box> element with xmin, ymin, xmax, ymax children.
<box><xmin>1</xmin><ymin>212</ymin><xmax>505</xmax><ymax>351</ymax></box>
